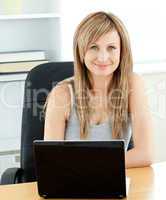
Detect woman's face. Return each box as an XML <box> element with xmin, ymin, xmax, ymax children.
<box><xmin>84</xmin><ymin>30</ymin><xmax>121</xmax><ymax>77</ymax></box>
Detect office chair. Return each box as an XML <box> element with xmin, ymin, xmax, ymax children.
<box><xmin>1</xmin><ymin>61</ymin><xmax>134</xmax><ymax>184</ymax></box>
<box><xmin>1</xmin><ymin>62</ymin><xmax>74</xmax><ymax>184</ymax></box>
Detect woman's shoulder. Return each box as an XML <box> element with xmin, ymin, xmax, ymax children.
<box><xmin>50</xmin><ymin>76</ymin><xmax>74</xmax><ymax>103</ymax></box>
<box><xmin>128</xmin><ymin>72</ymin><xmax>148</xmax><ymax>113</ymax></box>
<box><xmin>57</xmin><ymin>76</ymin><xmax>74</xmax><ymax>86</ymax></box>
<box><xmin>128</xmin><ymin>72</ymin><xmax>146</xmax><ymax>90</ymax></box>
<box><xmin>44</xmin><ymin>76</ymin><xmax>74</xmax><ymax>121</ymax></box>
<box><xmin>51</xmin><ymin>76</ymin><xmax>73</xmax><ymax>91</ymax></box>
<box><xmin>47</xmin><ymin>77</ymin><xmax>74</xmax><ymax>116</ymax></box>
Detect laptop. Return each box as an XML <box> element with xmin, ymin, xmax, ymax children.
<box><xmin>33</xmin><ymin>140</ymin><xmax>126</xmax><ymax>199</ymax></box>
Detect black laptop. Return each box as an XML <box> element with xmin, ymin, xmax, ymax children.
<box><xmin>33</xmin><ymin>140</ymin><xmax>126</xmax><ymax>199</ymax></box>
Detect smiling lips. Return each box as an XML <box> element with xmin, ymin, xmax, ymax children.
<box><xmin>94</xmin><ymin>63</ymin><xmax>110</xmax><ymax>70</ymax></box>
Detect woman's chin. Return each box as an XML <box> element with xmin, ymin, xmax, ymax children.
<box><xmin>91</xmin><ymin>70</ymin><xmax>113</xmax><ymax>77</ymax></box>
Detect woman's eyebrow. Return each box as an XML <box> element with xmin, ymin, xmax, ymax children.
<box><xmin>94</xmin><ymin>42</ymin><xmax>118</xmax><ymax>45</ymax></box>
<box><xmin>90</xmin><ymin>43</ymin><xmax>97</xmax><ymax>45</ymax></box>
<box><xmin>90</xmin><ymin>42</ymin><xmax>118</xmax><ymax>46</ymax></box>
<box><xmin>107</xmin><ymin>42</ymin><xmax>117</xmax><ymax>45</ymax></box>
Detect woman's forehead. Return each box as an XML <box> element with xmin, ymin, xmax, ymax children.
<box><xmin>91</xmin><ymin>30</ymin><xmax>120</xmax><ymax>45</ymax></box>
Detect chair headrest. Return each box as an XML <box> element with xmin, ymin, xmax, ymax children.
<box><xmin>24</xmin><ymin>62</ymin><xmax>74</xmax><ymax>103</ymax></box>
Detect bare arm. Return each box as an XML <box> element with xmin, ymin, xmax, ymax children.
<box><xmin>126</xmin><ymin>73</ymin><xmax>154</xmax><ymax>168</ymax></box>
<box><xmin>44</xmin><ymin>84</ymin><xmax>70</xmax><ymax>140</ymax></box>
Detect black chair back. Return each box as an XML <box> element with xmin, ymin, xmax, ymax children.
<box><xmin>21</xmin><ymin>62</ymin><xmax>74</xmax><ymax>182</ymax></box>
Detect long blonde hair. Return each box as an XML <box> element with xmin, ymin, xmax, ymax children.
<box><xmin>73</xmin><ymin>11</ymin><xmax>133</xmax><ymax>139</ymax></box>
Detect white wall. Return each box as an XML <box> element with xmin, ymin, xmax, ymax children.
<box><xmin>142</xmin><ymin>73</ymin><xmax>166</xmax><ymax>162</ymax></box>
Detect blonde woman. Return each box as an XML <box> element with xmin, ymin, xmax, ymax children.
<box><xmin>44</xmin><ymin>11</ymin><xmax>153</xmax><ymax>168</ymax></box>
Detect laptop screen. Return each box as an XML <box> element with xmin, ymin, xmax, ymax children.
<box><xmin>33</xmin><ymin>140</ymin><xmax>126</xmax><ymax>198</ymax></box>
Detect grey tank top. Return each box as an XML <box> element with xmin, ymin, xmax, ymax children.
<box><xmin>65</xmin><ymin>84</ymin><xmax>132</xmax><ymax>151</ymax></box>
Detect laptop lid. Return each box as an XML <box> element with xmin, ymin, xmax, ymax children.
<box><xmin>33</xmin><ymin>140</ymin><xmax>126</xmax><ymax>198</ymax></box>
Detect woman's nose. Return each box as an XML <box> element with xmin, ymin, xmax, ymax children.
<box><xmin>97</xmin><ymin>50</ymin><xmax>109</xmax><ymax>62</ymax></box>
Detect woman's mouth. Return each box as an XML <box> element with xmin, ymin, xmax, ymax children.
<box><xmin>94</xmin><ymin>63</ymin><xmax>109</xmax><ymax>70</ymax></box>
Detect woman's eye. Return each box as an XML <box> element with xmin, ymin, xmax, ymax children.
<box><xmin>108</xmin><ymin>46</ymin><xmax>116</xmax><ymax>50</ymax></box>
<box><xmin>90</xmin><ymin>46</ymin><xmax>98</xmax><ymax>50</ymax></box>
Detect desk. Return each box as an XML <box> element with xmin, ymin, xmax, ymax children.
<box><xmin>0</xmin><ymin>162</ymin><xmax>166</xmax><ymax>200</ymax></box>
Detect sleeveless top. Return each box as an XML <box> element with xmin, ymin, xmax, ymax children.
<box><xmin>64</xmin><ymin>83</ymin><xmax>132</xmax><ymax>151</ymax></box>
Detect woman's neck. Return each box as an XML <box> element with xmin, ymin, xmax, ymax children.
<box><xmin>90</xmin><ymin>75</ymin><xmax>113</xmax><ymax>96</ymax></box>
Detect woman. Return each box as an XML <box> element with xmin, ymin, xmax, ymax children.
<box><xmin>44</xmin><ymin>11</ymin><xmax>153</xmax><ymax>168</ymax></box>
